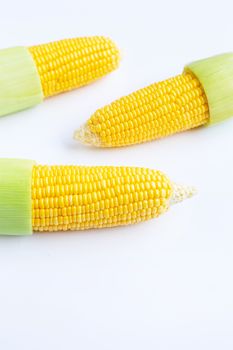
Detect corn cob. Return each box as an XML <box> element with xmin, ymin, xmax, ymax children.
<box><xmin>29</xmin><ymin>37</ymin><xmax>120</xmax><ymax>98</ymax></box>
<box><xmin>74</xmin><ymin>53</ymin><xmax>233</xmax><ymax>147</ymax></box>
<box><xmin>0</xmin><ymin>159</ymin><xmax>195</xmax><ymax>235</ymax></box>
<box><xmin>0</xmin><ymin>37</ymin><xmax>120</xmax><ymax>117</ymax></box>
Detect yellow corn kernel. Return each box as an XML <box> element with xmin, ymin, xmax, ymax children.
<box><xmin>75</xmin><ymin>72</ymin><xmax>209</xmax><ymax>147</ymax></box>
<box><xmin>32</xmin><ymin>165</ymin><xmax>174</xmax><ymax>232</ymax></box>
<box><xmin>29</xmin><ymin>36</ymin><xmax>120</xmax><ymax>98</ymax></box>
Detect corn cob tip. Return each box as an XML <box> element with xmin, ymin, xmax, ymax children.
<box><xmin>74</xmin><ymin>123</ymin><xmax>101</xmax><ymax>147</ymax></box>
<box><xmin>171</xmin><ymin>183</ymin><xmax>197</xmax><ymax>205</ymax></box>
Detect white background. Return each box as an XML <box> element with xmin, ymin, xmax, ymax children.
<box><xmin>0</xmin><ymin>0</ymin><xmax>232</xmax><ymax>349</ymax></box>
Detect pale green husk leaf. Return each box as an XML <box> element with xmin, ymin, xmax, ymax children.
<box><xmin>0</xmin><ymin>47</ymin><xmax>43</xmax><ymax>117</ymax></box>
<box><xmin>0</xmin><ymin>159</ymin><xmax>35</xmax><ymax>235</ymax></box>
<box><xmin>185</xmin><ymin>53</ymin><xmax>233</xmax><ymax>125</ymax></box>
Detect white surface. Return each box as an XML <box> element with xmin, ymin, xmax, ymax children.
<box><xmin>0</xmin><ymin>0</ymin><xmax>232</xmax><ymax>348</ymax></box>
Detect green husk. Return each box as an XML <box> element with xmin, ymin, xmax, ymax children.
<box><xmin>0</xmin><ymin>47</ymin><xmax>43</xmax><ymax>117</ymax></box>
<box><xmin>0</xmin><ymin>159</ymin><xmax>35</xmax><ymax>235</ymax></box>
<box><xmin>185</xmin><ymin>53</ymin><xmax>233</xmax><ymax>125</ymax></box>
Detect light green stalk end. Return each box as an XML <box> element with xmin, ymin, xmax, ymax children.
<box><xmin>185</xmin><ymin>53</ymin><xmax>233</xmax><ymax>125</ymax></box>
<box><xmin>0</xmin><ymin>159</ymin><xmax>35</xmax><ymax>235</ymax></box>
<box><xmin>0</xmin><ymin>47</ymin><xmax>43</xmax><ymax>117</ymax></box>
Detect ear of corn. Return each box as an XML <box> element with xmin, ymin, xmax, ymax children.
<box><xmin>31</xmin><ymin>164</ymin><xmax>196</xmax><ymax>233</ymax></box>
<box><xmin>75</xmin><ymin>53</ymin><xmax>233</xmax><ymax>148</ymax></box>
<box><xmin>75</xmin><ymin>72</ymin><xmax>209</xmax><ymax>147</ymax></box>
<box><xmin>0</xmin><ymin>159</ymin><xmax>195</xmax><ymax>235</ymax></box>
<box><xmin>0</xmin><ymin>37</ymin><xmax>120</xmax><ymax>117</ymax></box>
<box><xmin>32</xmin><ymin>165</ymin><xmax>173</xmax><ymax>232</ymax></box>
<box><xmin>29</xmin><ymin>36</ymin><xmax>120</xmax><ymax>98</ymax></box>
